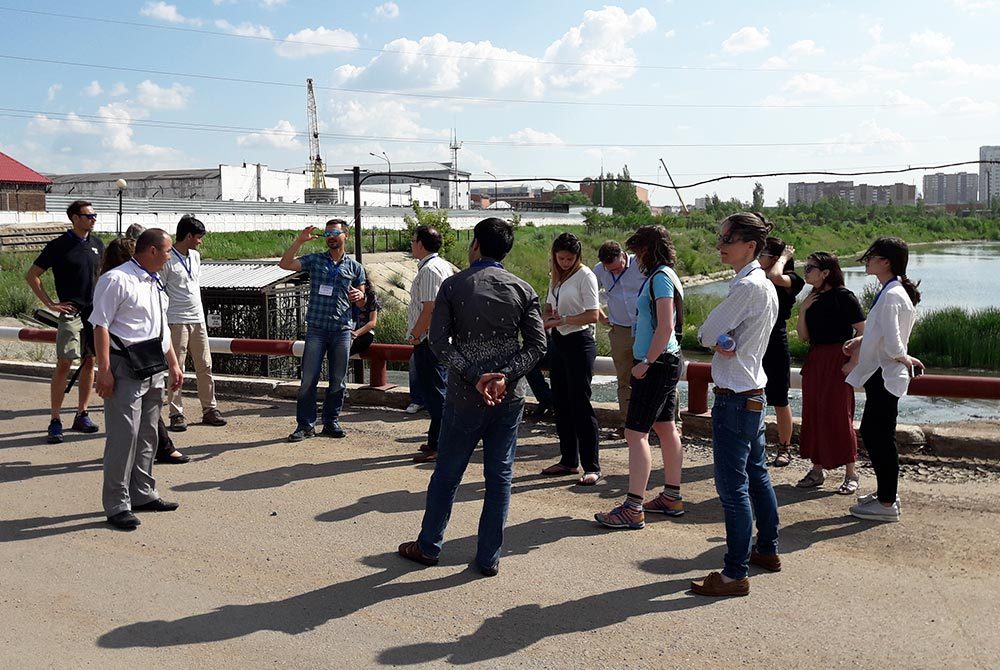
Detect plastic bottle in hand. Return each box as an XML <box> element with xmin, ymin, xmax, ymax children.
<box><xmin>717</xmin><ymin>334</ymin><xmax>736</xmax><ymax>352</ymax></box>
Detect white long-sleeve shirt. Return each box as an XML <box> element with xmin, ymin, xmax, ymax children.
<box><xmin>845</xmin><ymin>280</ymin><xmax>916</xmax><ymax>397</ymax></box>
<box><xmin>698</xmin><ymin>260</ymin><xmax>778</xmax><ymax>393</ymax></box>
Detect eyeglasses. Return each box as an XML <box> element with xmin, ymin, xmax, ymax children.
<box><xmin>804</xmin><ymin>263</ymin><xmax>819</xmax><ymax>273</ymax></box>
<box><xmin>717</xmin><ymin>233</ymin><xmax>745</xmax><ymax>245</ymax></box>
<box><xmin>323</xmin><ymin>229</ymin><xmax>346</xmax><ymax>237</ymax></box>
<box><xmin>863</xmin><ymin>254</ymin><xmax>886</xmax><ymax>263</ymax></box>
<box><xmin>82</xmin><ymin>213</ymin><xmax>98</xmax><ymax>220</ymax></box>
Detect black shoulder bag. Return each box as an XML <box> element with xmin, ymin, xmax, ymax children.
<box><xmin>109</xmin><ymin>289</ymin><xmax>168</xmax><ymax>380</ymax></box>
<box><xmin>649</xmin><ymin>267</ymin><xmax>684</xmax><ymax>340</ymax></box>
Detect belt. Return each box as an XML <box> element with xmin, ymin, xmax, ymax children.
<box><xmin>714</xmin><ymin>387</ymin><xmax>764</xmax><ymax>396</ymax></box>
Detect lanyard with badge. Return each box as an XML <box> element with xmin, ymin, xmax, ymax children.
<box><xmin>171</xmin><ymin>248</ymin><xmax>193</xmax><ymax>279</ymax></box>
<box><xmin>319</xmin><ymin>257</ymin><xmax>343</xmax><ymax>297</ymax></box>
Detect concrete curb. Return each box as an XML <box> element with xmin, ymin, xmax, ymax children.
<box><xmin>2</xmin><ymin>359</ymin><xmax>997</xmax><ymax>460</ymax></box>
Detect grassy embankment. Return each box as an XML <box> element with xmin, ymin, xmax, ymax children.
<box><xmin>2</xmin><ymin>211</ymin><xmax>999</xmax><ymax>369</ymax></box>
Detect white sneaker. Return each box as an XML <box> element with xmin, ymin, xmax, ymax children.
<box><xmin>857</xmin><ymin>491</ymin><xmax>901</xmax><ymax>508</ymax></box>
<box><xmin>405</xmin><ymin>403</ymin><xmax>425</xmax><ymax>414</ymax></box>
<box><xmin>849</xmin><ymin>498</ymin><xmax>900</xmax><ymax>522</ymax></box>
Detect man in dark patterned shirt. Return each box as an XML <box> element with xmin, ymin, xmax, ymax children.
<box><xmin>398</xmin><ymin>217</ymin><xmax>546</xmax><ymax>577</ymax></box>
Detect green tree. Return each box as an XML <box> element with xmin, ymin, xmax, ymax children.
<box><xmin>553</xmin><ymin>191</ymin><xmax>592</xmax><ymax>205</ymax></box>
<box><xmin>752</xmin><ymin>182</ymin><xmax>765</xmax><ymax>211</ymax></box>
<box><xmin>403</xmin><ymin>203</ymin><xmax>456</xmax><ymax>252</ymax></box>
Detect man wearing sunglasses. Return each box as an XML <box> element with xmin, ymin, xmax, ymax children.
<box><xmin>26</xmin><ymin>200</ymin><xmax>106</xmax><ymax>444</ymax></box>
<box><xmin>280</xmin><ymin>219</ymin><xmax>367</xmax><ymax>442</ymax></box>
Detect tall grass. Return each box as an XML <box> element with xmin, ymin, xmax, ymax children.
<box><xmin>910</xmin><ymin>307</ymin><xmax>1000</xmax><ymax>370</ymax></box>
<box><xmin>0</xmin><ymin>251</ymin><xmax>54</xmax><ymax>318</ymax></box>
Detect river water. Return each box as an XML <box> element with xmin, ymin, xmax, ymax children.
<box><xmin>582</xmin><ymin>241</ymin><xmax>1000</xmax><ymax>423</ymax></box>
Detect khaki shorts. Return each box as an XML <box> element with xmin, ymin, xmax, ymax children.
<box><xmin>56</xmin><ymin>313</ymin><xmax>94</xmax><ymax>360</ymax></box>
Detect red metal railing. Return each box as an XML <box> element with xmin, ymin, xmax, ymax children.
<box><xmin>3</xmin><ymin>327</ymin><xmax>1000</xmax><ymax>414</ymax></box>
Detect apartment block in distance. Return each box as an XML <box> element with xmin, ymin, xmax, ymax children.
<box><xmin>981</xmin><ymin>146</ymin><xmax>1000</xmax><ymax>205</ymax></box>
<box><xmin>923</xmin><ymin>172</ymin><xmax>978</xmax><ymax>206</ymax></box>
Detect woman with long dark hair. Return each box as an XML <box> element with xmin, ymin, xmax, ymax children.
<box><xmin>795</xmin><ymin>252</ymin><xmax>865</xmax><ymax>493</ymax></box>
<box><xmin>349</xmin><ymin>277</ymin><xmax>380</xmax><ymax>356</ymax></box>
<box><xmin>845</xmin><ymin>237</ymin><xmax>922</xmax><ymax>521</ymax></box>
<box><xmin>540</xmin><ymin>232</ymin><xmax>602</xmax><ymax>485</ymax></box>
<box><xmin>758</xmin><ymin>236</ymin><xmax>804</xmax><ymax>467</ymax></box>
<box><xmin>595</xmin><ymin>225</ymin><xmax>685</xmax><ymax>529</ymax></box>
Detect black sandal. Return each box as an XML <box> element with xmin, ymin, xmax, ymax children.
<box><xmin>772</xmin><ymin>445</ymin><xmax>791</xmax><ymax>468</ymax></box>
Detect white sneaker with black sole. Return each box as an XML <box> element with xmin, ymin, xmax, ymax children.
<box><xmin>849</xmin><ymin>498</ymin><xmax>900</xmax><ymax>522</ymax></box>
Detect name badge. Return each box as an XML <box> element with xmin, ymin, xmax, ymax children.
<box><xmin>318</xmin><ymin>284</ymin><xmax>334</xmax><ymax>296</ymax></box>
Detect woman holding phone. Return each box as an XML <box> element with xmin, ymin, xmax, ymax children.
<box><xmin>844</xmin><ymin>237</ymin><xmax>923</xmax><ymax>522</ymax></box>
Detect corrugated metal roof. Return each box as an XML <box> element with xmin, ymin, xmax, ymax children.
<box><xmin>200</xmin><ymin>262</ymin><xmax>303</xmax><ymax>289</ymax></box>
<box><xmin>48</xmin><ymin>168</ymin><xmax>220</xmax><ymax>183</ymax></box>
<box><xmin>328</xmin><ymin>161</ymin><xmax>471</xmax><ymax>176</ymax></box>
<box><xmin>0</xmin><ymin>151</ymin><xmax>52</xmax><ymax>185</ymax></box>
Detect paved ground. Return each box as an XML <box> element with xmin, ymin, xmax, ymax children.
<box><xmin>2</xmin><ymin>373</ymin><xmax>999</xmax><ymax>670</ymax></box>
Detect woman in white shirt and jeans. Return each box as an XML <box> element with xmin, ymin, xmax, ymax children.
<box><xmin>540</xmin><ymin>233</ymin><xmax>602</xmax><ymax>485</ymax></box>
<box><xmin>844</xmin><ymin>236</ymin><xmax>923</xmax><ymax>522</ymax></box>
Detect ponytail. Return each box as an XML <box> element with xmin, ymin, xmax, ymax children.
<box><xmin>899</xmin><ymin>274</ymin><xmax>921</xmax><ymax>306</ymax></box>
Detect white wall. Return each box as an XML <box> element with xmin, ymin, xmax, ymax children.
<box><xmin>219</xmin><ymin>164</ymin><xmax>315</xmax><ymax>203</ymax></box>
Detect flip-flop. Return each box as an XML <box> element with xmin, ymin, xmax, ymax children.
<box><xmin>541</xmin><ymin>464</ymin><xmax>579</xmax><ymax>476</ymax></box>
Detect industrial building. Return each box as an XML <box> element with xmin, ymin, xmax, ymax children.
<box><xmin>0</xmin><ymin>151</ymin><xmax>51</xmax><ymax>211</ymax></box>
<box><xmin>328</xmin><ymin>162</ymin><xmax>471</xmax><ymax>210</ymax></box>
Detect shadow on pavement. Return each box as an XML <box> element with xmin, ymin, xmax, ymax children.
<box><xmin>0</xmin><ymin>457</ymin><xmax>103</xmax><ymax>485</ymax></box>
<box><xmin>0</xmin><ymin>511</ymin><xmax>107</xmax><ymax>542</ymax></box>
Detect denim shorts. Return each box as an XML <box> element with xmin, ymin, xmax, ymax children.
<box><xmin>625</xmin><ymin>352</ymin><xmax>682</xmax><ymax>433</ymax></box>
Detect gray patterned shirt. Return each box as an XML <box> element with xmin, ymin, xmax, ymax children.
<box><xmin>429</xmin><ymin>260</ymin><xmax>547</xmax><ymax>408</ymax></box>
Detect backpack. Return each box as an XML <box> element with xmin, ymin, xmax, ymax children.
<box><xmin>649</xmin><ymin>266</ymin><xmax>684</xmax><ymax>340</ymax></box>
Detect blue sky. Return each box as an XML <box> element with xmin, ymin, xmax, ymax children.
<box><xmin>1</xmin><ymin>0</ymin><xmax>999</xmax><ymax>205</ymax></box>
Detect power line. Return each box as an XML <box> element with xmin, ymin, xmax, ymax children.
<box><xmin>0</xmin><ymin>5</ymin><xmax>883</xmax><ymax>75</ymax></box>
<box><xmin>0</xmin><ymin>106</ymin><xmax>944</xmax><ymax>149</ymax></box>
<box><xmin>0</xmin><ymin>54</ymin><xmax>919</xmax><ymax>110</ymax></box>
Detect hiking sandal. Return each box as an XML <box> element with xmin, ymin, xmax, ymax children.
<box><xmin>772</xmin><ymin>445</ymin><xmax>792</xmax><ymax>467</ymax></box>
<box><xmin>796</xmin><ymin>469</ymin><xmax>825</xmax><ymax>488</ymax></box>
<box><xmin>837</xmin><ymin>474</ymin><xmax>860</xmax><ymax>495</ymax></box>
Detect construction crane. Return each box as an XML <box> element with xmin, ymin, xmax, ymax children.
<box><xmin>306</xmin><ymin>78</ymin><xmax>326</xmax><ymax>190</ymax></box>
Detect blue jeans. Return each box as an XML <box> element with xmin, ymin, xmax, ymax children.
<box><xmin>412</xmin><ymin>341</ymin><xmax>446</xmax><ymax>450</ymax></box>
<box><xmin>711</xmin><ymin>392</ymin><xmax>779</xmax><ymax>580</ymax></box>
<box><xmin>297</xmin><ymin>325</ymin><xmax>352</xmax><ymax>430</ymax></box>
<box><xmin>418</xmin><ymin>399</ymin><xmax>524</xmax><ymax>569</ymax></box>
<box><xmin>408</xmin><ymin>354</ymin><xmax>425</xmax><ymax>406</ymax></box>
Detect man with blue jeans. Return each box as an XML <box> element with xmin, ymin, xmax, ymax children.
<box><xmin>279</xmin><ymin>220</ymin><xmax>366</xmax><ymax>442</ymax></box>
<box><xmin>694</xmin><ymin>212</ymin><xmax>780</xmax><ymax>597</ymax></box>
<box><xmin>398</xmin><ymin>217</ymin><xmax>546</xmax><ymax>576</ymax></box>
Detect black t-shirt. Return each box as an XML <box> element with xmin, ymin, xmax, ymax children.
<box><xmin>804</xmin><ymin>286</ymin><xmax>865</xmax><ymax>345</ymax></box>
<box><xmin>771</xmin><ymin>270</ymin><xmax>806</xmax><ymax>333</ymax></box>
<box><xmin>33</xmin><ymin>230</ymin><xmax>105</xmax><ymax>313</ymax></box>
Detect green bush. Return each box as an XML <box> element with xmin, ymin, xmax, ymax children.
<box><xmin>910</xmin><ymin>307</ymin><xmax>1000</xmax><ymax>370</ymax></box>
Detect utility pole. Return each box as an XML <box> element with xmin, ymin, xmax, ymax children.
<box><xmin>659</xmin><ymin>157</ymin><xmax>689</xmax><ymax>215</ymax></box>
<box><xmin>352</xmin><ymin>165</ymin><xmax>364</xmax><ymax>385</ymax></box>
<box><xmin>600</xmin><ymin>159</ymin><xmax>605</xmax><ymax>207</ymax></box>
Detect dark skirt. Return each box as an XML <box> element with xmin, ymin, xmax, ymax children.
<box><xmin>799</xmin><ymin>343</ymin><xmax>857</xmax><ymax>469</ymax></box>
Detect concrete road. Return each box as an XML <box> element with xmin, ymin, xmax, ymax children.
<box><xmin>1</xmin><ymin>373</ymin><xmax>998</xmax><ymax>670</ymax></box>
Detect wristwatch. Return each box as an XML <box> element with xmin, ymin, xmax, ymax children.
<box><xmin>640</xmin><ymin>356</ymin><xmax>650</xmax><ymax>365</ymax></box>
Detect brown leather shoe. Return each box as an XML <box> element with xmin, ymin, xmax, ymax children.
<box><xmin>690</xmin><ymin>571</ymin><xmax>750</xmax><ymax>597</ymax></box>
<box><xmin>202</xmin><ymin>409</ymin><xmax>227</xmax><ymax>427</ymax></box>
<box><xmin>413</xmin><ymin>451</ymin><xmax>437</xmax><ymax>463</ymax></box>
<box><xmin>750</xmin><ymin>549</ymin><xmax>782</xmax><ymax>572</ymax></box>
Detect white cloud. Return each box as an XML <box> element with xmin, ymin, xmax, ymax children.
<box><xmin>335</xmin><ymin>7</ymin><xmax>655</xmax><ymax>98</ymax></box>
<box><xmin>84</xmin><ymin>81</ymin><xmax>103</xmax><ymax>97</ymax></box>
<box><xmin>110</xmin><ymin>83</ymin><xmax>128</xmax><ymax>97</ymax></box>
<box><xmin>722</xmin><ymin>26</ymin><xmax>770</xmax><ymax>54</ymax></box>
<box><xmin>867</xmin><ymin>23</ymin><xmax>884</xmax><ymax>43</ymax></box>
<box><xmin>787</xmin><ymin>39</ymin><xmax>823</xmax><ymax>57</ymax></box>
<box><xmin>503</xmin><ymin>128</ymin><xmax>564</xmax><ymax>145</ymax></box>
<box><xmin>261</xmin><ymin>0</ymin><xmax>288</xmax><ymax>7</ymax></box>
<box><xmin>941</xmin><ymin>96</ymin><xmax>999</xmax><ymax>116</ymax></box>
<box><xmin>783</xmin><ymin>73</ymin><xmax>851</xmax><ymax>99</ymax></box>
<box><xmin>328</xmin><ymin>98</ymin><xmax>448</xmax><ymax>140</ymax></box>
<box><xmin>140</xmin><ymin>2</ymin><xmax>202</xmax><ymax>26</ymax></box>
<box><xmin>275</xmin><ymin>26</ymin><xmax>361</xmax><ymax>58</ymax></box>
<box><xmin>136</xmin><ymin>80</ymin><xmax>194</xmax><ymax>110</ymax></box>
<box><xmin>913</xmin><ymin>57</ymin><xmax>1000</xmax><ymax>81</ymax></box>
<box><xmin>214</xmin><ymin>19</ymin><xmax>274</xmax><ymax>38</ymax></box>
<box><xmin>664</xmin><ymin>29</ymin><xmax>676</xmax><ymax>38</ymax></box>
<box><xmin>762</xmin><ymin>56</ymin><xmax>789</xmax><ymax>69</ymax></box>
<box><xmin>952</xmin><ymin>0</ymin><xmax>1000</xmax><ymax>13</ymax></box>
<box><xmin>374</xmin><ymin>2</ymin><xmax>399</xmax><ymax>19</ymax></box>
<box><xmin>909</xmin><ymin>30</ymin><xmax>953</xmax><ymax>56</ymax></box>
<box><xmin>47</xmin><ymin>84</ymin><xmax>62</xmax><ymax>101</ymax></box>
<box><xmin>29</xmin><ymin>112</ymin><xmax>102</xmax><ymax>136</ymax></box>
<box><xmin>237</xmin><ymin>120</ymin><xmax>303</xmax><ymax>150</ymax></box>
<box><xmin>885</xmin><ymin>90</ymin><xmax>929</xmax><ymax>109</ymax></box>
<box><xmin>822</xmin><ymin>120</ymin><xmax>908</xmax><ymax>155</ymax></box>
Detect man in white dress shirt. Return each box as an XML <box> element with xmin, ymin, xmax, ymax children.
<box><xmin>90</xmin><ymin>229</ymin><xmax>184</xmax><ymax>531</ymax></box>
<box><xmin>692</xmin><ymin>212</ymin><xmax>780</xmax><ymax>597</ymax></box>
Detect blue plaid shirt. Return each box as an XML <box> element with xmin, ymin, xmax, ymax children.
<box><xmin>299</xmin><ymin>252</ymin><xmax>366</xmax><ymax>330</ymax></box>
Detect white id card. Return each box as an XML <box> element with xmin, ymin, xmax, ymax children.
<box><xmin>318</xmin><ymin>284</ymin><xmax>334</xmax><ymax>296</ymax></box>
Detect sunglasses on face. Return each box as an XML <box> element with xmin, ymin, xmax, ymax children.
<box><xmin>716</xmin><ymin>233</ymin><xmax>745</xmax><ymax>245</ymax></box>
<box><xmin>804</xmin><ymin>263</ymin><xmax>819</xmax><ymax>273</ymax></box>
<box><xmin>323</xmin><ymin>229</ymin><xmax>346</xmax><ymax>238</ymax></box>
<box><xmin>82</xmin><ymin>213</ymin><xmax>98</xmax><ymax>220</ymax></box>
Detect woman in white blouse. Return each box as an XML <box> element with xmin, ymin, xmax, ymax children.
<box><xmin>844</xmin><ymin>236</ymin><xmax>924</xmax><ymax>522</ymax></box>
<box><xmin>540</xmin><ymin>233</ymin><xmax>602</xmax><ymax>485</ymax></box>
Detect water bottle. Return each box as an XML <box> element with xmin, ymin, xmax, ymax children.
<box><xmin>717</xmin><ymin>334</ymin><xmax>736</xmax><ymax>352</ymax></box>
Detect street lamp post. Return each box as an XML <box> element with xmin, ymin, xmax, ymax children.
<box><xmin>370</xmin><ymin>152</ymin><xmax>391</xmax><ymax>206</ymax></box>
<box><xmin>485</xmin><ymin>170</ymin><xmax>497</xmax><ymax>208</ymax></box>
<box><xmin>115</xmin><ymin>178</ymin><xmax>127</xmax><ymax>237</ymax></box>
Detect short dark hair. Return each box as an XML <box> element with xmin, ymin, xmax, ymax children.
<box><xmin>719</xmin><ymin>211</ymin><xmax>773</xmax><ymax>258</ymax></box>
<box><xmin>325</xmin><ymin>218</ymin><xmax>348</xmax><ymax>230</ymax></box>
<box><xmin>807</xmin><ymin>252</ymin><xmax>845</xmax><ymax>288</ymax></box>
<box><xmin>66</xmin><ymin>200</ymin><xmax>92</xmax><ymax>219</ymax></box>
<box><xmin>414</xmin><ymin>225</ymin><xmax>443</xmax><ymax>253</ymax></box>
<box><xmin>135</xmin><ymin>228</ymin><xmax>170</xmax><ymax>254</ymax></box>
<box><xmin>176</xmin><ymin>214</ymin><xmax>206</xmax><ymax>241</ymax></box>
<box><xmin>598</xmin><ymin>241</ymin><xmax>624</xmax><ymax>264</ymax></box>
<box><xmin>473</xmin><ymin>218</ymin><xmax>514</xmax><ymax>261</ymax></box>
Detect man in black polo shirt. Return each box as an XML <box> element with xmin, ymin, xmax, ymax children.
<box><xmin>25</xmin><ymin>200</ymin><xmax>106</xmax><ymax>443</ymax></box>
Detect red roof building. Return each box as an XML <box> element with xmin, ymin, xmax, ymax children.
<box><xmin>0</xmin><ymin>151</ymin><xmax>51</xmax><ymax>211</ymax></box>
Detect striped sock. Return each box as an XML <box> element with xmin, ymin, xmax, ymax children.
<box><xmin>662</xmin><ymin>484</ymin><xmax>682</xmax><ymax>501</ymax></box>
<box><xmin>625</xmin><ymin>493</ymin><xmax>644</xmax><ymax>511</ymax></box>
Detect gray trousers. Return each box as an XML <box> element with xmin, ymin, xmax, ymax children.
<box><xmin>102</xmin><ymin>356</ymin><xmax>164</xmax><ymax>516</ymax></box>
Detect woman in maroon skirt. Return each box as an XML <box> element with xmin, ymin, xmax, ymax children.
<box><xmin>795</xmin><ymin>252</ymin><xmax>866</xmax><ymax>494</ymax></box>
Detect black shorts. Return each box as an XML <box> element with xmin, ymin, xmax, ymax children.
<box><xmin>763</xmin><ymin>329</ymin><xmax>791</xmax><ymax>407</ymax></box>
<box><xmin>625</xmin><ymin>352</ymin><xmax>682</xmax><ymax>433</ymax></box>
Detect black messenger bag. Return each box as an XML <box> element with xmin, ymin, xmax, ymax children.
<box><xmin>109</xmin><ymin>291</ymin><xmax>168</xmax><ymax>380</ymax></box>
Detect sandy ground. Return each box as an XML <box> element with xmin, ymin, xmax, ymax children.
<box><xmin>2</xmin><ymin>372</ymin><xmax>999</xmax><ymax>670</ymax></box>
